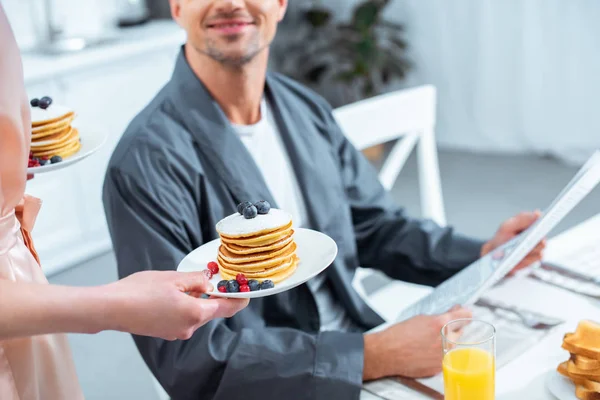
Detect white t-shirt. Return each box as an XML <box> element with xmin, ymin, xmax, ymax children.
<box><xmin>231</xmin><ymin>99</ymin><xmax>355</xmax><ymax>332</ymax></box>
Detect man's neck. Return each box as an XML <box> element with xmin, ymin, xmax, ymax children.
<box><xmin>184</xmin><ymin>43</ymin><xmax>268</xmax><ymax>125</ymax></box>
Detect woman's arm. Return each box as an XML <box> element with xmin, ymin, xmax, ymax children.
<box><xmin>0</xmin><ymin>270</ymin><xmax>248</xmax><ymax>341</ymax></box>
<box><xmin>0</xmin><ymin>3</ymin><xmax>30</xmax><ymax>217</ymax></box>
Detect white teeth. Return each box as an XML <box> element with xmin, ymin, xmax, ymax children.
<box><xmin>215</xmin><ymin>23</ymin><xmax>244</xmax><ymax>28</ymax></box>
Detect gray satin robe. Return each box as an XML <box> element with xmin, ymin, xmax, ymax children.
<box><xmin>102</xmin><ymin>48</ymin><xmax>484</xmax><ymax>400</ymax></box>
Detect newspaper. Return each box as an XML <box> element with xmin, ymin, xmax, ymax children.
<box><xmin>393</xmin><ymin>150</ymin><xmax>600</xmax><ymax>323</ymax></box>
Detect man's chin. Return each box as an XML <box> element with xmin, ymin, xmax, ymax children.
<box><xmin>210</xmin><ymin>49</ymin><xmax>262</xmax><ymax>67</ymax></box>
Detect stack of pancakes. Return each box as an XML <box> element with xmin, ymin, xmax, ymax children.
<box><xmin>558</xmin><ymin>320</ymin><xmax>600</xmax><ymax>399</ymax></box>
<box><xmin>216</xmin><ymin>208</ymin><xmax>299</xmax><ymax>283</ymax></box>
<box><xmin>30</xmin><ymin>105</ymin><xmax>81</xmax><ymax>159</ymax></box>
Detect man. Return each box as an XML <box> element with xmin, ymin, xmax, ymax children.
<box><xmin>102</xmin><ymin>1</ymin><xmax>544</xmax><ymax>399</ymax></box>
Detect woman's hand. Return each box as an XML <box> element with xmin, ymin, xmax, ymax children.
<box><xmin>103</xmin><ymin>271</ymin><xmax>249</xmax><ymax>340</ymax></box>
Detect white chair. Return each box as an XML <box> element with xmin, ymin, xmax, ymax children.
<box><xmin>332</xmin><ymin>85</ymin><xmax>447</xmax><ymax>309</ymax></box>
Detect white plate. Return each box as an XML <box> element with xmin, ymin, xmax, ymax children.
<box><xmin>546</xmin><ymin>368</ymin><xmax>577</xmax><ymax>400</ymax></box>
<box><xmin>177</xmin><ymin>228</ymin><xmax>338</xmax><ymax>298</ymax></box>
<box><xmin>27</xmin><ymin>128</ymin><xmax>107</xmax><ymax>174</ymax></box>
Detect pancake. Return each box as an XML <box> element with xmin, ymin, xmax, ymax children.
<box><xmin>222</xmin><ymin>232</ymin><xmax>294</xmax><ymax>255</ymax></box>
<box><xmin>31</xmin><ymin>118</ymin><xmax>75</xmax><ymax>137</ymax></box>
<box><xmin>218</xmin><ymin>242</ymin><xmax>297</xmax><ymax>272</ymax></box>
<box><xmin>220</xmin><ymin>226</ymin><xmax>292</xmax><ymax>248</ymax></box>
<box><xmin>31</xmin><ymin>128</ymin><xmax>79</xmax><ymax>151</ymax></box>
<box><xmin>219</xmin><ymin>241</ymin><xmax>296</xmax><ymax>264</ymax></box>
<box><xmin>32</xmin><ymin>139</ymin><xmax>81</xmax><ymax>159</ymax></box>
<box><xmin>30</xmin><ymin>104</ymin><xmax>75</xmax><ymax>127</ymax></box>
<box><xmin>31</xmin><ymin>126</ymin><xmax>74</xmax><ymax>146</ymax></box>
<box><xmin>220</xmin><ymin>256</ymin><xmax>299</xmax><ymax>283</ymax></box>
<box><xmin>216</xmin><ymin>208</ymin><xmax>292</xmax><ymax>238</ymax></box>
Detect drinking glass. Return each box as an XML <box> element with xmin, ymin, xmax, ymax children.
<box><xmin>441</xmin><ymin>319</ymin><xmax>496</xmax><ymax>400</ymax></box>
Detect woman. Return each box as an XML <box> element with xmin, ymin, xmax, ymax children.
<box><xmin>0</xmin><ymin>5</ymin><xmax>248</xmax><ymax>399</ymax></box>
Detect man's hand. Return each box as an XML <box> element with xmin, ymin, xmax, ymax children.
<box><xmin>363</xmin><ymin>305</ymin><xmax>472</xmax><ymax>381</ymax></box>
<box><xmin>103</xmin><ymin>270</ymin><xmax>249</xmax><ymax>341</ymax></box>
<box><xmin>481</xmin><ymin>211</ymin><xmax>546</xmax><ymax>273</ymax></box>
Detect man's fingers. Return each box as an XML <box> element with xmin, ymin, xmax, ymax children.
<box><xmin>502</xmin><ymin>211</ymin><xmax>540</xmax><ymax>234</ymax></box>
<box><xmin>438</xmin><ymin>306</ymin><xmax>473</xmax><ymax>327</ymax></box>
<box><xmin>178</xmin><ymin>272</ymin><xmax>214</xmax><ymax>293</ymax></box>
<box><xmin>447</xmin><ymin>328</ymin><xmax>465</xmax><ymax>342</ymax></box>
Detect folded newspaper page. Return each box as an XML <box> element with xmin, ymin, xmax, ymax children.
<box><xmin>394</xmin><ymin>150</ymin><xmax>600</xmax><ymax>323</ymax></box>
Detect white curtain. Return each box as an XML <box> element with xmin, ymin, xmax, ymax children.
<box><xmin>388</xmin><ymin>0</ymin><xmax>600</xmax><ymax>166</ymax></box>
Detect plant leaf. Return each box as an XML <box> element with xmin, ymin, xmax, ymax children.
<box><xmin>304</xmin><ymin>64</ymin><xmax>329</xmax><ymax>83</ymax></box>
<box><xmin>335</xmin><ymin>69</ymin><xmax>357</xmax><ymax>84</ymax></box>
<box><xmin>304</xmin><ymin>8</ymin><xmax>332</xmax><ymax>28</ymax></box>
<box><xmin>388</xmin><ymin>36</ymin><xmax>408</xmax><ymax>52</ymax></box>
<box><xmin>355</xmin><ymin>36</ymin><xmax>377</xmax><ymax>61</ymax></box>
<box><xmin>379</xmin><ymin>19</ymin><xmax>405</xmax><ymax>31</ymax></box>
<box><xmin>363</xmin><ymin>78</ymin><xmax>376</xmax><ymax>97</ymax></box>
<box><xmin>381</xmin><ymin>66</ymin><xmax>391</xmax><ymax>84</ymax></box>
<box><xmin>352</xmin><ymin>1</ymin><xmax>380</xmax><ymax>31</ymax></box>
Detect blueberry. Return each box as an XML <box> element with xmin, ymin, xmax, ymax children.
<box><xmin>30</xmin><ymin>98</ymin><xmax>39</xmax><ymax>107</ymax></box>
<box><xmin>217</xmin><ymin>280</ymin><xmax>228</xmax><ymax>290</ymax></box>
<box><xmin>38</xmin><ymin>158</ymin><xmax>49</xmax><ymax>166</ymax></box>
<box><xmin>237</xmin><ymin>201</ymin><xmax>253</xmax><ymax>215</ymax></box>
<box><xmin>50</xmin><ymin>155</ymin><xmax>62</xmax><ymax>164</ymax></box>
<box><xmin>38</xmin><ymin>96</ymin><xmax>52</xmax><ymax>110</ymax></box>
<box><xmin>260</xmin><ymin>280</ymin><xmax>274</xmax><ymax>290</ymax></box>
<box><xmin>226</xmin><ymin>280</ymin><xmax>240</xmax><ymax>293</ymax></box>
<box><xmin>254</xmin><ymin>200</ymin><xmax>271</xmax><ymax>215</ymax></box>
<box><xmin>247</xmin><ymin>279</ymin><xmax>260</xmax><ymax>291</ymax></box>
<box><xmin>243</xmin><ymin>205</ymin><xmax>258</xmax><ymax>219</ymax></box>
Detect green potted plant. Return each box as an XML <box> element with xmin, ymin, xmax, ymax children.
<box><xmin>278</xmin><ymin>0</ymin><xmax>411</xmax><ymax>107</ymax></box>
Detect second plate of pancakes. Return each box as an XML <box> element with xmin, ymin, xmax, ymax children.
<box><xmin>27</xmin><ymin>127</ymin><xmax>107</xmax><ymax>174</ymax></box>
<box><xmin>177</xmin><ymin>227</ymin><xmax>338</xmax><ymax>298</ymax></box>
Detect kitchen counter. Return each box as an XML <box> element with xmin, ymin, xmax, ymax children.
<box><xmin>22</xmin><ymin>20</ymin><xmax>185</xmax><ymax>84</ymax></box>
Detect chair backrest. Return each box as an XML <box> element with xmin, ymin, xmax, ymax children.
<box><xmin>332</xmin><ymin>85</ymin><xmax>437</xmax><ymax>151</ymax></box>
<box><xmin>332</xmin><ymin>85</ymin><xmax>446</xmax><ymax>226</ymax></box>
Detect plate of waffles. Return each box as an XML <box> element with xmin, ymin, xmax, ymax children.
<box><xmin>27</xmin><ymin>98</ymin><xmax>106</xmax><ymax>174</ymax></box>
<box><xmin>177</xmin><ymin>204</ymin><xmax>338</xmax><ymax>298</ymax></box>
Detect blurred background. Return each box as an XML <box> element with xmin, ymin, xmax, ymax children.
<box><xmin>3</xmin><ymin>0</ymin><xmax>600</xmax><ymax>398</ymax></box>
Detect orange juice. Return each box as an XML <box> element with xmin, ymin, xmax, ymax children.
<box><xmin>443</xmin><ymin>347</ymin><xmax>495</xmax><ymax>400</ymax></box>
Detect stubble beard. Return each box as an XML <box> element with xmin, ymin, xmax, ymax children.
<box><xmin>200</xmin><ymin>35</ymin><xmax>267</xmax><ymax>69</ymax></box>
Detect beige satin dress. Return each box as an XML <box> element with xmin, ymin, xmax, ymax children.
<box><xmin>0</xmin><ymin>195</ymin><xmax>84</xmax><ymax>400</ymax></box>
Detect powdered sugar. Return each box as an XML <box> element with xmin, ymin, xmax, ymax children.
<box><xmin>216</xmin><ymin>208</ymin><xmax>292</xmax><ymax>236</ymax></box>
<box><xmin>30</xmin><ymin>104</ymin><xmax>74</xmax><ymax>125</ymax></box>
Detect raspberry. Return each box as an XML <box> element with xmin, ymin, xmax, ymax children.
<box><xmin>236</xmin><ymin>273</ymin><xmax>248</xmax><ymax>285</ymax></box>
<box><xmin>207</xmin><ymin>261</ymin><xmax>219</xmax><ymax>274</ymax></box>
<box><xmin>202</xmin><ymin>269</ymin><xmax>213</xmax><ymax>280</ymax></box>
<box><xmin>239</xmin><ymin>284</ymin><xmax>250</xmax><ymax>292</ymax></box>
<box><xmin>218</xmin><ymin>285</ymin><xmax>227</xmax><ymax>293</ymax></box>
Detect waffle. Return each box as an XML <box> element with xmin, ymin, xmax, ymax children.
<box><xmin>216</xmin><ymin>208</ymin><xmax>299</xmax><ymax>283</ymax></box>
